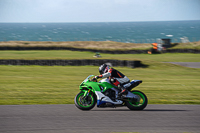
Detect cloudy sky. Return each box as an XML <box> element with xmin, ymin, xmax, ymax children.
<box><xmin>0</xmin><ymin>0</ymin><xmax>200</xmax><ymax>23</ymax></box>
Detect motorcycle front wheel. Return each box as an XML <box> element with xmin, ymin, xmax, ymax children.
<box><xmin>126</xmin><ymin>90</ymin><xmax>148</xmax><ymax>110</ymax></box>
<box><xmin>74</xmin><ymin>91</ymin><xmax>96</xmax><ymax>110</ymax></box>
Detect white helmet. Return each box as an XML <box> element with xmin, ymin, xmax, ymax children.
<box><xmin>99</xmin><ymin>64</ymin><xmax>109</xmax><ymax>75</ymax></box>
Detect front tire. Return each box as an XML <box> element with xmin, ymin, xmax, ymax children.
<box><xmin>74</xmin><ymin>91</ymin><xmax>96</xmax><ymax>110</ymax></box>
<box><xmin>126</xmin><ymin>90</ymin><xmax>148</xmax><ymax>110</ymax></box>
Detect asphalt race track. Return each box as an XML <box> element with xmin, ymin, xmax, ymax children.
<box><xmin>0</xmin><ymin>104</ymin><xmax>200</xmax><ymax>133</ymax></box>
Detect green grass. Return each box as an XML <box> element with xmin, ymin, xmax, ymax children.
<box><xmin>1</xmin><ymin>41</ymin><xmax>200</xmax><ymax>105</ymax></box>
<box><xmin>0</xmin><ymin>50</ymin><xmax>200</xmax><ymax>105</ymax></box>
<box><xmin>0</xmin><ymin>60</ymin><xmax>200</xmax><ymax>105</ymax></box>
<box><xmin>0</xmin><ymin>50</ymin><xmax>200</xmax><ymax>62</ymax></box>
<box><xmin>1</xmin><ymin>41</ymin><xmax>200</xmax><ymax>50</ymax></box>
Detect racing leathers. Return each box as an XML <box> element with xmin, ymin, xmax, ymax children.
<box><xmin>96</xmin><ymin>67</ymin><xmax>131</xmax><ymax>97</ymax></box>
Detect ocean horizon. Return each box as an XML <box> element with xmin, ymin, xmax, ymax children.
<box><xmin>0</xmin><ymin>20</ymin><xmax>200</xmax><ymax>43</ymax></box>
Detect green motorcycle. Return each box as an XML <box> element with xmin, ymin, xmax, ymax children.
<box><xmin>74</xmin><ymin>75</ymin><xmax>148</xmax><ymax>110</ymax></box>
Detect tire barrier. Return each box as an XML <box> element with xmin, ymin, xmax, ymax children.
<box><xmin>165</xmin><ymin>49</ymin><xmax>200</xmax><ymax>53</ymax></box>
<box><xmin>0</xmin><ymin>59</ymin><xmax>143</xmax><ymax>68</ymax></box>
<box><xmin>0</xmin><ymin>46</ymin><xmax>200</xmax><ymax>53</ymax></box>
<box><xmin>0</xmin><ymin>46</ymin><xmax>147</xmax><ymax>54</ymax></box>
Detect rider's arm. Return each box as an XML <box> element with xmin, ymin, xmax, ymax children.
<box><xmin>96</xmin><ymin>72</ymin><xmax>111</xmax><ymax>79</ymax></box>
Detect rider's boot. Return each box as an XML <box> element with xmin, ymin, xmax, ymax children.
<box><xmin>117</xmin><ymin>87</ymin><xmax>128</xmax><ymax>99</ymax></box>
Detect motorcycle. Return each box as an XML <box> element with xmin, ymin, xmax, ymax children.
<box><xmin>74</xmin><ymin>75</ymin><xmax>148</xmax><ymax>110</ymax></box>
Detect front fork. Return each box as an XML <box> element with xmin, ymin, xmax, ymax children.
<box><xmin>83</xmin><ymin>89</ymin><xmax>91</xmax><ymax>98</ymax></box>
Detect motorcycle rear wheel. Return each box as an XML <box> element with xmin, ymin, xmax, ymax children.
<box><xmin>74</xmin><ymin>91</ymin><xmax>96</xmax><ymax>110</ymax></box>
<box><xmin>126</xmin><ymin>90</ymin><xmax>148</xmax><ymax>110</ymax></box>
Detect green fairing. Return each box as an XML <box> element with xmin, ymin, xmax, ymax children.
<box><xmin>79</xmin><ymin>77</ymin><xmax>117</xmax><ymax>93</ymax></box>
<box><xmin>80</xmin><ymin>82</ymin><xmax>101</xmax><ymax>92</ymax></box>
<box><xmin>98</xmin><ymin>82</ymin><xmax>117</xmax><ymax>92</ymax></box>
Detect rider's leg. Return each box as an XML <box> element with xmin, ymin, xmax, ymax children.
<box><xmin>116</xmin><ymin>76</ymin><xmax>130</xmax><ymax>97</ymax></box>
<box><xmin>118</xmin><ymin>85</ymin><xmax>128</xmax><ymax>97</ymax></box>
<box><xmin>110</xmin><ymin>77</ymin><xmax>131</xmax><ymax>98</ymax></box>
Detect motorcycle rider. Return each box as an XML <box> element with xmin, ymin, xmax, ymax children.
<box><xmin>95</xmin><ymin>64</ymin><xmax>131</xmax><ymax>98</ymax></box>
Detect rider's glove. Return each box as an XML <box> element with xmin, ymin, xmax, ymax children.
<box><xmin>95</xmin><ymin>76</ymin><xmax>99</xmax><ymax>79</ymax></box>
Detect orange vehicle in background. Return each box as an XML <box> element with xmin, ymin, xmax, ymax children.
<box><xmin>148</xmin><ymin>43</ymin><xmax>159</xmax><ymax>54</ymax></box>
<box><xmin>148</xmin><ymin>42</ymin><xmax>166</xmax><ymax>54</ymax></box>
<box><xmin>148</xmin><ymin>39</ymin><xmax>170</xmax><ymax>54</ymax></box>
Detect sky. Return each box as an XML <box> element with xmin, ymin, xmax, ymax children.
<box><xmin>0</xmin><ymin>0</ymin><xmax>200</xmax><ymax>23</ymax></box>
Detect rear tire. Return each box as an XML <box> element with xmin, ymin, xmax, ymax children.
<box><xmin>126</xmin><ymin>90</ymin><xmax>148</xmax><ymax>110</ymax></box>
<box><xmin>74</xmin><ymin>91</ymin><xmax>96</xmax><ymax>110</ymax></box>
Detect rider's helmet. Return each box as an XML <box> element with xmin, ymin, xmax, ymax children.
<box><xmin>99</xmin><ymin>64</ymin><xmax>109</xmax><ymax>75</ymax></box>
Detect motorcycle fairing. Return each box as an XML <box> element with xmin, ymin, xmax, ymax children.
<box><xmin>79</xmin><ymin>75</ymin><xmax>140</xmax><ymax>107</ymax></box>
<box><xmin>126</xmin><ymin>80</ymin><xmax>142</xmax><ymax>91</ymax></box>
<box><xmin>95</xmin><ymin>91</ymin><xmax>123</xmax><ymax>107</ymax></box>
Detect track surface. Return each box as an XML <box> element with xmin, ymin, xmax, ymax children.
<box><xmin>0</xmin><ymin>104</ymin><xmax>200</xmax><ymax>133</ymax></box>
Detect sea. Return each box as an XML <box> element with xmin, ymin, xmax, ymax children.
<box><xmin>0</xmin><ymin>20</ymin><xmax>200</xmax><ymax>43</ymax></box>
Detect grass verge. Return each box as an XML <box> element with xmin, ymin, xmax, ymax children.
<box><xmin>0</xmin><ymin>41</ymin><xmax>200</xmax><ymax>50</ymax></box>
<box><xmin>0</xmin><ymin>60</ymin><xmax>200</xmax><ymax>105</ymax></box>
<box><xmin>0</xmin><ymin>51</ymin><xmax>200</xmax><ymax>62</ymax></box>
